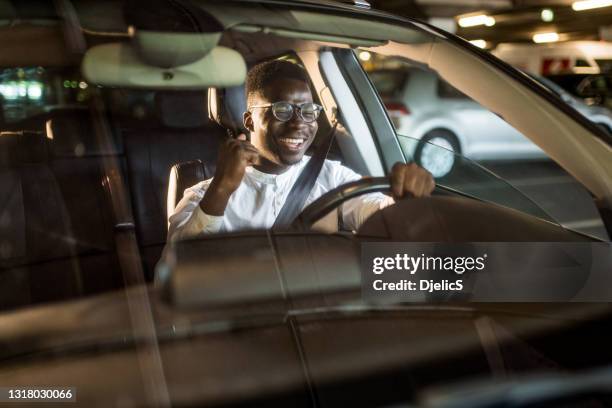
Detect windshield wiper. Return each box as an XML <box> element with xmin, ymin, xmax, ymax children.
<box><xmin>421</xmin><ymin>366</ymin><xmax>612</xmax><ymax>408</ymax></box>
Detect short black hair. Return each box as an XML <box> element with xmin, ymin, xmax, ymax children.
<box><xmin>245</xmin><ymin>59</ymin><xmax>310</xmax><ymax>106</ymax></box>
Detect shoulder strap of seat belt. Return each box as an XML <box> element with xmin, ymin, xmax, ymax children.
<box><xmin>272</xmin><ymin>114</ymin><xmax>339</xmax><ymax>230</ymax></box>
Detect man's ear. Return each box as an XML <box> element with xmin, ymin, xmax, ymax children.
<box><xmin>243</xmin><ymin>111</ymin><xmax>254</xmax><ymax>132</ymax></box>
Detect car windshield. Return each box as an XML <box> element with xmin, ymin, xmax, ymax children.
<box><xmin>0</xmin><ymin>2</ymin><xmax>611</xmax><ymax>407</ymax></box>
<box><xmin>363</xmin><ymin>57</ymin><xmax>608</xmax><ymax>238</ymax></box>
<box><xmin>392</xmin><ymin>136</ymin><xmax>556</xmax><ymax>221</ymax></box>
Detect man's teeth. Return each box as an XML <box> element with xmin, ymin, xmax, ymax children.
<box><xmin>279</xmin><ymin>138</ymin><xmax>304</xmax><ymax>145</ymax></box>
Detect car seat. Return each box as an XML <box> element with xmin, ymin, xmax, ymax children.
<box><xmin>122</xmin><ymin>90</ymin><xmax>226</xmax><ymax>279</ymax></box>
<box><xmin>0</xmin><ymin>109</ymin><xmax>124</xmax><ymax>309</ymax></box>
<box><xmin>166</xmin><ymin>85</ymin><xmax>247</xmax><ymax>219</ymax></box>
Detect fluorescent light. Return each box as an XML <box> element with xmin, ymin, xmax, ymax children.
<box><xmin>572</xmin><ymin>0</ymin><xmax>612</xmax><ymax>10</ymax></box>
<box><xmin>533</xmin><ymin>32</ymin><xmax>560</xmax><ymax>43</ymax></box>
<box><xmin>27</xmin><ymin>83</ymin><xmax>43</xmax><ymax>99</ymax></box>
<box><xmin>541</xmin><ymin>8</ymin><xmax>554</xmax><ymax>22</ymax></box>
<box><xmin>458</xmin><ymin>15</ymin><xmax>496</xmax><ymax>28</ymax></box>
<box><xmin>2</xmin><ymin>84</ymin><xmax>17</xmax><ymax>100</ymax></box>
<box><xmin>469</xmin><ymin>39</ymin><xmax>487</xmax><ymax>48</ymax></box>
<box><xmin>358</xmin><ymin>51</ymin><xmax>371</xmax><ymax>62</ymax></box>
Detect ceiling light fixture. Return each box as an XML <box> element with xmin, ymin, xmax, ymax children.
<box><xmin>458</xmin><ymin>14</ymin><xmax>496</xmax><ymax>28</ymax></box>
<box><xmin>541</xmin><ymin>8</ymin><xmax>554</xmax><ymax>21</ymax></box>
<box><xmin>469</xmin><ymin>39</ymin><xmax>488</xmax><ymax>48</ymax></box>
<box><xmin>572</xmin><ymin>0</ymin><xmax>612</xmax><ymax>11</ymax></box>
<box><xmin>358</xmin><ymin>51</ymin><xmax>372</xmax><ymax>61</ymax></box>
<box><xmin>533</xmin><ymin>32</ymin><xmax>560</xmax><ymax>43</ymax></box>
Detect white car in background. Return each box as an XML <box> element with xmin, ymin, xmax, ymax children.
<box><xmin>534</xmin><ymin>75</ymin><xmax>612</xmax><ymax>134</ymax></box>
<box><xmin>369</xmin><ymin>67</ymin><xmax>612</xmax><ymax>177</ymax></box>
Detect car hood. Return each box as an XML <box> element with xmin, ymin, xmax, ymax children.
<box><xmin>0</xmin><ymin>279</ymin><xmax>610</xmax><ymax>407</ymax></box>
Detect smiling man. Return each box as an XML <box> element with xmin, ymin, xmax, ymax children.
<box><xmin>167</xmin><ymin>60</ymin><xmax>434</xmax><ymax>240</ymax></box>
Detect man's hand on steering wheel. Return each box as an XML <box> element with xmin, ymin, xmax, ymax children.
<box><xmin>389</xmin><ymin>162</ymin><xmax>435</xmax><ymax>200</ymax></box>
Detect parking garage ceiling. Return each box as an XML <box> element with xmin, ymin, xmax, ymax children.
<box><xmin>371</xmin><ymin>0</ymin><xmax>612</xmax><ymax>45</ymax></box>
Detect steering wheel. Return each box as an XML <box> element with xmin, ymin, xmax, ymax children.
<box><xmin>289</xmin><ymin>177</ymin><xmax>450</xmax><ymax>231</ymax></box>
<box><xmin>290</xmin><ymin>175</ymin><xmax>592</xmax><ymax>245</ymax></box>
<box><xmin>289</xmin><ymin>177</ymin><xmax>388</xmax><ymax>231</ymax></box>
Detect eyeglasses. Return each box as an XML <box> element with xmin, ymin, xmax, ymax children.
<box><xmin>249</xmin><ymin>101</ymin><xmax>323</xmax><ymax>123</ymax></box>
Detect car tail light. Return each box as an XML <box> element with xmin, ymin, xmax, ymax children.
<box><xmin>384</xmin><ymin>101</ymin><xmax>410</xmax><ymax>115</ymax></box>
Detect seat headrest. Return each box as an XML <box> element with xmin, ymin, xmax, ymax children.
<box><xmin>0</xmin><ymin>131</ymin><xmax>48</xmax><ymax>167</ymax></box>
<box><xmin>46</xmin><ymin>109</ymin><xmax>123</xmax><ymax>157</ymax></box>
<box><xmin>208</xmin><ymin>86</ymin><xmax>247</xmax><ymax>137</ymax></box>
<box><xmin>155</xmin><ymin>91</ymin><xmax>208</xmax><ymax>128</ymax></box>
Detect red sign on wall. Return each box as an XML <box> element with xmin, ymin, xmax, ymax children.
<box><xmin>541</xmin><ymin>58</ymin><xmax>571</xmax><ymax>75</ymax></box>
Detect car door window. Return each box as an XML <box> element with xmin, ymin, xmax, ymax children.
<box><xmin>357</xmin><ymin>52</ymin><xmax>609</xmax><ymax>240</ymax></box>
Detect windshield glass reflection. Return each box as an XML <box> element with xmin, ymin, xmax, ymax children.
<box><xmin>398</xmin><ymin>134</ymin><xmax>557</xmax><ymax>223</ymax></box>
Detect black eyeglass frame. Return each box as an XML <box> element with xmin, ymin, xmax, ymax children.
<box><xmin>249</xmin><ymin>101</ymin><xmax>324</xmax><ymax>123</ymax></box>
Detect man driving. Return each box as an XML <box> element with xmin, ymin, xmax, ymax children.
<box><xmin>168</xmin><ymin>60</ymin><xmax>435</xmax><ymax>240</ymax></box>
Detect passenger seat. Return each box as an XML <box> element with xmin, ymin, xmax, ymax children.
<box><xmin>0</xmin><ymin>109</ymin><xmax>123</xmax><ymax>310</ymax></box>
<box><xmin>0</xmin><ymin>130</ymin><xmax>79</xmax><ymax>308</ymax></box>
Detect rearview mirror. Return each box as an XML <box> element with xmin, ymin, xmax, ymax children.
<box><xmin>82</xmin><ymin>42</ymin><xmax>246</xmax><ymax>90</ymax></box>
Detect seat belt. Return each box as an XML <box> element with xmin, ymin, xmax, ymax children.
<box><xmin>272</xmin><ymin>113</ymin><xmax>339</xmax><ymax>230</ymax></box>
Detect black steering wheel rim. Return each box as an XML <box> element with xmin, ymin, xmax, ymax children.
<box><xmin>288</xmin><ymin>177</ymin><xmax>458</xmax><ymax>231</ymax></box>
<box><xmin>289</xmin><ymin>177</ymin><xmax>391</xmax><ymax>231</ymax></box>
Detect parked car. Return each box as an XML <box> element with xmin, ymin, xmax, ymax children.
<box><xmin>369</xmin><ymin>66</ymin><xmax>547</xmax><ymax>177</ymax></box>
<box><xmin>533</xmin><ymin>74</ymin><xmax>612</xmax><ymax>134</ymax></box>
<box><xmin>546</xmin><ymin>72</ymin><xmax>612</xmax><ymax>111</ymax></box>
<box><xmin>0</xmin><ymin>1</ymin><xmax>611</xmax><ymax>407</ymax></box>
<box><xmin>369</xmin><ymin>66</ymin><xmax>612</xmax><ymax>178</ymax></box>
<box><xmin>492</xmin><ymin>41</ymin><xmax>612</xmax><ymax>75</ymax></box>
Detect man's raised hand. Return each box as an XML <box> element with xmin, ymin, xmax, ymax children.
<box><xmin>200</xmin><ymin>134</ymin><xmax>260</xmax><ymax>216</ymax></box>
<box><xmin>213</xmin><ymin>134</ymin><xmax>260</xmax><ymax>194</ymax></box>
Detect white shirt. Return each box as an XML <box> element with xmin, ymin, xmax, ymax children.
<box><xmin>167</xmin><ymin>157</ymin><xmax>394</xmax><ymax>241</ymax></box>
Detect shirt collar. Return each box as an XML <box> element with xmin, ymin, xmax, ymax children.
<box><xmin>245</xmin><ymin>156</ymin><xmax>310</xmax><ymax>185</ymax></box>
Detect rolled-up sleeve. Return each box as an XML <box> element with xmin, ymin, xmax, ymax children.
<box><xmin>342</xmin><ymin>193</ymin><xmax>394</xmax><ymax>231</ymax></box>
<box><xmin>167</xmin><ymin>181</ymin><xmax>224</xmax><ymax>242</ymax></box>
<box><xmin>332</xmin><ymin>164</ymin><xmax>394</xmax><ymax>231</ymax></box>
